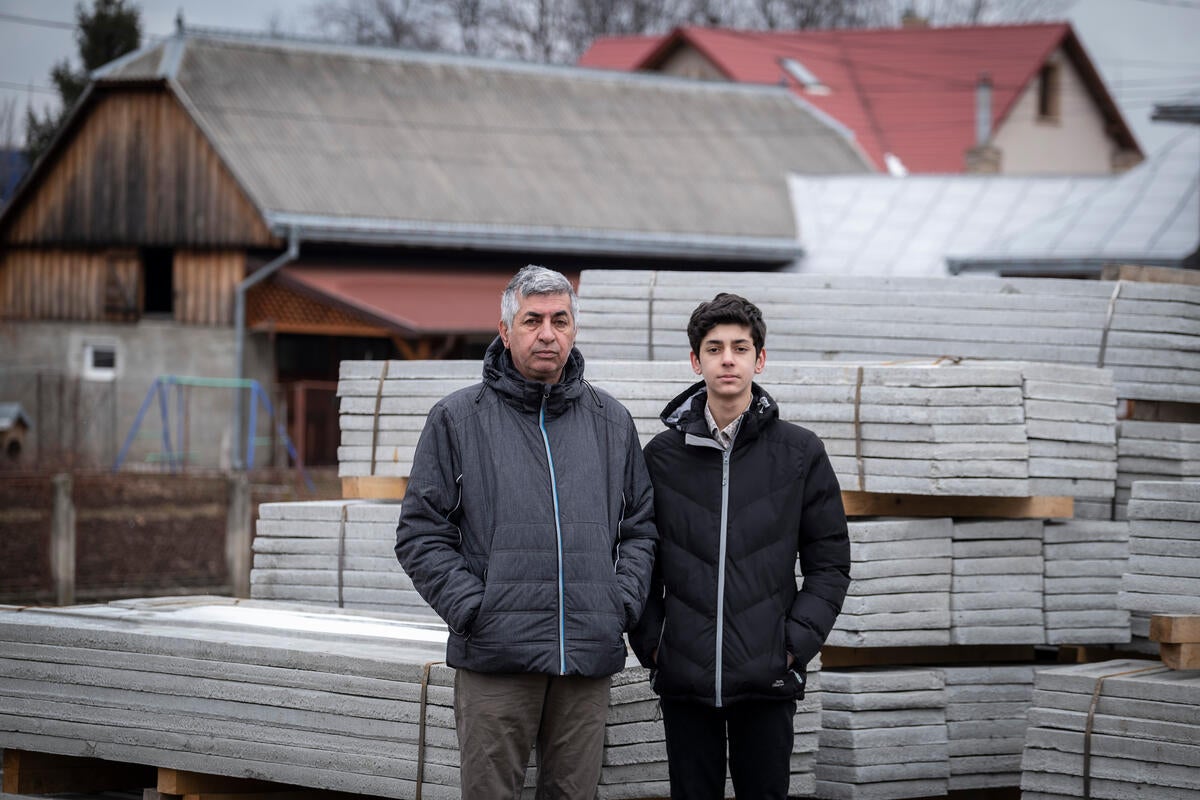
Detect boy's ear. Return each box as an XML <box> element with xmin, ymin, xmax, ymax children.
<box><xmin>756</xmin><ymin>347</ymin><xmax>766</xmax><ymax>373</ymax></box>
<box><xmin>690</xmin><ymin>351</ymin><xmax>702</xmax><ymax>374</ymax></box>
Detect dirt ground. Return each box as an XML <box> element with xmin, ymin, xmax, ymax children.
<box><xmin>0</xmin><ymin>466</ymin><xmax>342</xmax><ymax>605</ymax></box>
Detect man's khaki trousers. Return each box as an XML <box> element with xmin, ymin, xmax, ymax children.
<box><xmin>454</xmin><ymin>668</ymin><xmax>612</xmax><ymax>800</ymax></box>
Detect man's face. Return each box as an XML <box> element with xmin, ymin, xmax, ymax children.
<box><xmin>499</xmin><ymin>292</ymin><xmax>577</xmax><ymax>384</ymax></box>
<box><xmin>690</xmin><ymin>323</ymin><xmax>765</xmax><ymax>403</ymax></box>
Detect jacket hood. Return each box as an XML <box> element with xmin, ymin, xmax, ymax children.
<box><xmin>661</xmin><ymin>380</ymin><xmax>778</xmax><ymax>441</ymax></box>
<box><xmin>481</xmin><ymin>335</ymin><xmax>589</xmax><ymax>416</ymax></box>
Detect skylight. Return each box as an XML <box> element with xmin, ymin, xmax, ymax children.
<box><xmin>779</xmin><ymin>57</ymin><xmax>829</xmax><ymax>94</ymax></box>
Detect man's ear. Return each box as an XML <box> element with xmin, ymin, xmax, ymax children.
<box><xmin>498</xmin><ymin>320</ymin><xmax>510</xmax><ymax>348</ymax></box>
<box><xmin>690</xmin><ymin>351</ymin><xmax>702</xmax><ymax>374</ymax></box>
<box><xmin>755</xmin><ymin>347</ymin><xmax>766</xmax><ymax>374</ymax></box>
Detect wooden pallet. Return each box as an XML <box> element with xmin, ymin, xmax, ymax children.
<box><xmin>1</xmin><ymin>751</ymin><xmax>377</xmax><ymax>800</ymax></box>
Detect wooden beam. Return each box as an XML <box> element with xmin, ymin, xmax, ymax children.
<box><xmin>341</xmin><ymin>476</ymin><xmax>407</xmax><ymax>500</ymax></box>
<box><xmin>1100</xmin><ymin>263</ymin><xmax>1200</xmax><ymax>285</ymax></box>
<box><xmin>1149</xmin><ymin>614</ymin><xmax>1200</xmax><ymax>643</ymax></box>
<box><xmin>1159</xmin><ymin>642</ymin><xmax>1200</xmax><ymax>671</ymax></box>
<box><xmin>840</xmin><ymin>491</ymin><xmax>1073</xmax><ymax>519</ymax></box>
<box><xmin>157</xmin><ymin>768</ymin><xmax>285</xmax><ymax>795</ymax></box>
<box><xmin>2</xmin><ymin>749</ymin><xmax>154</xmax><ymax>795</ymax></box>
<box><xmin>820</xmin><ymin>645</ymin><xmax>1036</xmax><ymax>668</ymax></box>
<box><xmin>156</xmin><ymin>771</ymin><xmax>375</xmax><ymax>800</ymax></box>
<box><xmin>336</xmin><ymin>482</ymin><xmax>1075</xmax><ymax>516</ymax></box>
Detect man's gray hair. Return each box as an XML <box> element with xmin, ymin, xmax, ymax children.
<box><xmin>501</xmin><ymin>265</ymin><xmax>579</xmax><ymax>328</ymax></box>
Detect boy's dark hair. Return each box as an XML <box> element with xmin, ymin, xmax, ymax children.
<box><xmin>687</xmin><ymin>293</ymin><xmax>767</xmax><ymax>356</ymax></box>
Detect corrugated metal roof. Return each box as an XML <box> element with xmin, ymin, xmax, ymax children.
<box><xmin>93</xmin><ymin>31</ymin><xmax>872</xmax><ymax>261</ymax></box>
<box><xmin>581</xmin><ymin>23</ymin><xmax>1141</xmax><ymax>174</ymax></box>
<box><xmin>787</xmin><ymin>173</ymin><xmax>1105</xmax><ymax>277</ymax></box>
<box><xmin>948</xmin><ymin>130</ymin><xmax>1199</xmax><ymax>274</ymax></box>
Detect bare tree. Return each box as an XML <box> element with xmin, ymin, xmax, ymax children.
<box><xmin>886</xmin><ymin>0</ymin><xmax>1073</xmax><ymax>26</ymax></box>
<box><xmin>308</xmin><ymin>0</ymin><xmax>1075</xmax><ymax>64</ymax></box>
<box><xmin>312</xmin><ymin>0</ymin><xmax>447</xmax><ymax>49</ymax></box>
<box><xmin>748</xmin><ymin>0</ymin><xmax>892</xmax><ymax>30</ymax></box>
<box><xmin>444</xmin><ymin>0</ymin><xmax>488</xmax><ymax>54</ymax></box>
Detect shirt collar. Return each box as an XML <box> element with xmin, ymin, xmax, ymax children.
<box><xmin>704</xmin><ymin>401</ymin><xmax>750</xmax><ymax>450</ymax></box>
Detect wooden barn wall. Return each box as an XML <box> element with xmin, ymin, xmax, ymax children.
<box><xmin>1</xmin><ymin>87</ymin><xmax>274</xmax><ymax>248</ymax></box>
<box><xmin>2</xmin><ymin>249</ymin><xmax>109</xmax><ymax>321</ymax></box>
<box><xmin>2</xmin><ymin>248</ymin><xmax>244</xmax><ymax>325</ymax></box>
<box><xmin>175</xmin><ymin>250</ymin><xmax>243</xmax><ymax>326</ymax></box>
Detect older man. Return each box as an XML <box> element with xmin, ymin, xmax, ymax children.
<box><xmin>396</xmin><ymin>264</ymin><xmax>657</xmax><ymax>800</ymax></box>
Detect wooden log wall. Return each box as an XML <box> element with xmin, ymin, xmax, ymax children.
<box><xmin>1</xmin><ymin>86</ymin><xmax>273</xmax><ymax>248</ymax></box>
<box><xmin>175</xmin><ymin>250</ymin><xmax>243</xmax><ymax>326</ymax></box>
<box><xmin>2</xmin><ymin>248</ymin><xmax>244</xmax><ymax>326</ymax></box>
<box><xmin>2</xmin><ymin>249</ymin><xmax>114</xmax><ymax>321</ymax></box>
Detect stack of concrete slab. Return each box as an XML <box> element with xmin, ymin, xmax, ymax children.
<box><xmin>5</xmin><ymin>597</ymin><xmax>799</xmax><ymax>800</ymax></box>
<box><xmin>1114</xmin><ymin>421</ymin><xmax>1200</xmax><ymax>520</ymax></box>
<box><xmin>825</xmin><ymin>518</ymin><xmax>952</xmax><ymax>648</ymax></box>
<box><xmin>338</xmin><ymin>359</ymin><xmax>1037</xmax><ymax>497</ymax></box>
<box><xmin>1019</xmin><ymin>659</ymin><xmax>1200</xmax><ymax>800</ymax></box>
<box><xmin>1042</xmin><ymin>519</ymin><xmax>1130</xmax><ymax>645</ymax></box>
<box><xmin>0</xmin><ymin>597</ymin><xmax>464</xmax><ymax>799</ymax></box>
<box><xmin>574</xmin><ymin>269</ymin><xmax>1200</xmax><ymax>404</ymax></box>
<box><xmin>250</xmin><ymin>500</ymin><xmax>439</xmax><ymax>620</ymax></box>
<box><xmin>1002</xmin><ymin>362</ymin><xmax>1117</xmax><ymax>518</ymax></box>
<box><xmin>950</xmin><ymin>520</ymin><xmax>1045</xmax><ymax>645</ymax></box>
<box><xmin>943</xmin><ymin>664</ymin><xmax>1036</xmax><ymax>791</ymax></box>
<box><xmin>336</xmin><ymin>360</ymin><xmax>481</xmax><ymax>478</ymax></box>
<box><xmin>1118</xmin><ymin>481</ymin><xmax>1200</xmax><ymax>653</ymax></box>
<box><xmin>815</xmin><ymin>667</ymin><xmax>949</xmax><ymax>800</ymax></box>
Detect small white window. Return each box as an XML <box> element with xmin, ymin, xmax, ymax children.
<box><xmin>83</xmin><ymin>342</ymin><xmax>118</xmax><ymax>382</ymax></box>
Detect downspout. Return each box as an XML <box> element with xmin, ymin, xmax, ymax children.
<box><xmin>232</xmin><ymin>226</ymin><xmax>300</xmax><ymax>469</ymax></box>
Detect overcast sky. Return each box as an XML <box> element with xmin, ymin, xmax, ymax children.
<box><xmin>1</xmin><ymin>0</ymin><xmax>1198</xmax><ymax>155</ymax></box>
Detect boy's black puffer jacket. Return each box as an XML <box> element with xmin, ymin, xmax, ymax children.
<box><xmin>630</xmin><ymin>381</ymin><xmax>850</xmax><ymax>706</ymax></box>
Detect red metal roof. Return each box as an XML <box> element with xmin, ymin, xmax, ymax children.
<box><xmin>275</xmin><ymin>267</ymin><xmax>583</xmax><ymax>337</ymax></box>
<box><xmin>579</xmin><ymin>23</ymin><xmax>1139</xmax><ymax>174</ymax></box>
<box><xmin>278</xmin><ymin>267</ymin><xmax>515</xmax><ymax>336</ymax></box>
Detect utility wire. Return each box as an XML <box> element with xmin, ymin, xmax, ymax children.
<box><xmin>0</xmin><ymin>12</ymin><xmax>75</xmax><ymax>31</ymax></box>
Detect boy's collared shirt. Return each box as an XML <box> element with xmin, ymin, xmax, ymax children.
<box><xmin>704</xmin><ymin>401</ymin><xmax>750</xmax><ymax>450</ymax></box>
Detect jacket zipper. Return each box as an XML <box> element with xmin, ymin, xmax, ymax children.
<box><xmin>539</xmin><ymin>387</ymin><xmax>567</xmax><ymax>675</ymax></box>
<box><xmin>715</xmin><ymin>446</ymin><xmax>731</xmax><ymax>708</ymax></box>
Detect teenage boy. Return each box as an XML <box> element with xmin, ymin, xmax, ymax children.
<box><xmin>630</xmin><ymin>292</ymin><xmax>851</xmax><ymax>800</ymax></box>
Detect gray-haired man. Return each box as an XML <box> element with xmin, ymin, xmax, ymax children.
<box><xmin>396</xmin><ymin>264</ymin><xmax>658</xmax><ymax>799</ymax></box>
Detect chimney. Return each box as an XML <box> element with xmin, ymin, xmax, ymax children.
<box><xmin>975</xmin><ymin>72</ymin><xmax>992</xmax><ymax>145</ymax></box>
<box><xmin>965</xmin><ymin>73</ymin><xmax>1001</xmax><ymax>173</ymax></box>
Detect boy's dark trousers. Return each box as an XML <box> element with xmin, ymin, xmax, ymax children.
<box><xmin>660</xmin><ymin>696</ymin><xmax>797</xmax><ymax>799</ymax></box>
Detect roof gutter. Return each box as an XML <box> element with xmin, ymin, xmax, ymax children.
<box><xmin>232</xmin><ymin>226</ymin><xmax>300</xmax><ymax>469</ymax></box>
<box><xmin>947</xmin><ymin>256</ymin><xmax>1186</xmax><ymax>276</ymax></box>
<box><xmin>264</xmin><ymin>213</ymin><xmax>803</xmax><ymax>264</ymax></box>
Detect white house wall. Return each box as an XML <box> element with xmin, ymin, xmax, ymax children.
<box><xmin>994</xmin><ymin>47</ymin><xmax>1119</xmax><ymax>175</ymax></box>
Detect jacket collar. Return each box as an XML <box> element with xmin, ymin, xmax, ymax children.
<box><xmin>481</xmin><ymin>335</ymin><xmax>587</xmax><ymax>416</ymax></box>
<box><xmin>661</xmin><ymin>379</ymin><xmax>777</xmax><ymax>445</ymax></box>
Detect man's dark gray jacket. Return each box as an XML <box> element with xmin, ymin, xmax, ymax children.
<box><xmin>630</xmin><ymin>381</ymin><xmax>851</xmax><ymax>706</ymax></box>
<box><xmin>396</xmin><ymin>338</ymin><xmax>658</xmax><ymax>678</ymax></box>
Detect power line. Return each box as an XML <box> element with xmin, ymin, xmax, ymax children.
<box><xmin>1130</xmin><ymin>0</ymin><xmax>1200</xmax><ymax>8</ymax></box>
<box><xmin>0</xmin><ymin>80</ymin><xmax>58</xmax><ymax>96</ymax></box>
<box><xmin>0</xmin><ymin>12</ymin><xmax>75</xmax><ymax>31</ymax></box>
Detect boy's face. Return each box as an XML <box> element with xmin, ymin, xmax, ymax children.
<box><xmin>690</xmin><ymin>323</ymin><xmax>765</xmax><ymax>403</ymax></box>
